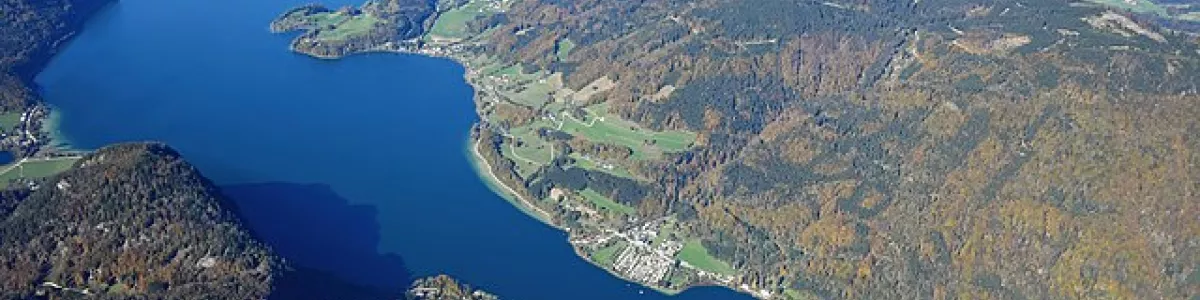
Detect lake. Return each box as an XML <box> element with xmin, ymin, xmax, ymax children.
<box><xmin>34</xmin><ymin>0</ymin><xmax>751</xmax><ymax>299</ymax></box>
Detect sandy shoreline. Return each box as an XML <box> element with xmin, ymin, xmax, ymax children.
<box><xmin>465</xmin><ymin>135</ymin><xmax>559</xmax><ymax>228</ymax></box>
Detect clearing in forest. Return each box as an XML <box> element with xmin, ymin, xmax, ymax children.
<box><xmin>0</xmin><ymin>157</ymin><xmax>80</xmax><ymax>189</ymax></box>
<box><xmin>580</xmin><ymin>188</ymin><xmax>636</xmax><ymax>215</ymax></box>
<box><xmin>428</xmin><ymin>0</ymin><xmax>499</xmax><ymax>39</ymax></box>
<box><xmin>316</xmin><ymin>14</ymin><xmax>382</xmax><ymax>40</ymax></box>
<box><xmin>676</xmin><ymin>239</ymin><xmax>737</xmax><ymax>276</ymax></box>
<box><xmin>556</xmin><ymin>103</ymin><xmax>695</xmax><ymax>159</ymax></box>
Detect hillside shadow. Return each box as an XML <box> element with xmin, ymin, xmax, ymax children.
<box><xmin>222</xmin><ymin>182</ymin><xmax>411</xmax><ymax>299</ymax></box>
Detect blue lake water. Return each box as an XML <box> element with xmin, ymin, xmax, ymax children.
<box><xmin>34</xmin><ymin>0</ymin><xmax>751</xmax><ymax>299</ymax></box>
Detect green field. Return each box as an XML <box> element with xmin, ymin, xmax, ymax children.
<box><xmin>429</xmin><ymin>0</ymin><xmax>495</xmax><ymax>39</ymax></box>
<box><xmin>305</xmin><ymin>12</ymin><xmax>350</xmax><ymax>28</ymax></box>
<box><xmin>505</xmin><ymin>120</ymin><xmax>556</xmax><ymax>166</ymax></box>
<box><xmin>567</xmin><ymin>153</ymin><xmax>638</xmax><ymax>181</ymax></box>
<box><xmin>580</xmin><ymin>188</ymin><xmax>636</xmax><ymax>215</ymax></box>
<box><xmin>676</xmin><ymin>239</ymin><xmax>736</xmax><ymax>276</ymax></box>
<box><xmin>557</xmin><ymin>104</ymin><xmax>695</xmax><ymax>159</ymax></box>
<box><xmin>0</xmin><ymin>157</ymin><xmax>81</xmax><ymax>189</ymax></box>
<box><xmin>491</xmin><ymin>64</ymin><xmax>526</xmax><ymax>77</ymax></box>
<box><xmin>316</xmin><ymin>15</ymin><xmax>381</xmax><ymax>40</ymax></box>
<box><xmin>485</xmin><ymin>63</ymin><xmax>556</xmax><ymax>108</ymax></box>
<box><xmin>510</xmin><ymin>139</ymin><xmax>553</xmax><ymax>165</ymax></box>
<box><xmin>499</xmin><ymin>141</ymin><xmax>541</xmax><ymax>178</ymax></box>
<box><xmin>0</xmin><ymin>112</ymin><xmax>20</xmax><ymax>130</ymax></box>
<box><xmin>556</xmin><ymin>38</ymin><xmax>576</xmax><ymax>61</ymax></box>
<box><xmin>590</xmin><ymin>242</ymin><xmax>626</xmax><ymax>267</ymax></box>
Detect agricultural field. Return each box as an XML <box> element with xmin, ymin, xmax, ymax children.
<box><xmin>0</xmin><ymin>111</ymin><xmax>20</xmax><ymax>130</ymax></box>
<box><xmin>0</xmin><ymin>157</ymin><xmax>80</xmax><ymax>189</ymax></box>
<box><xmin>302</xmin><ymin>11</ymin><xmax>351</xmax><ymax>28</ymax></box>
<box><xmin>580</xmin><ymin>188</ymin><xmax>635</xmax><ymax>215</ymax></box>
<box><xmin>495</xmin><ymin>69</ymin><xmax>556</xmax><ymax>108</ymax></box>
<box><xmin>676</xmin><ymin>240</ymin><xmax>736</xmax><ymax>276</ymax></box>
<box><xmin>566</xmin><ymin>153</ymin><xmax>638</xmax><ymax>181</ymax></box>
<box><xmin>428</xmin><ymin>0</ymin><xmax>497</xmax><ymax>39</ymax></box>
<box><xmin>590</xmin><ymin>241</ymin><xmax>627</xmax><ymax>267</ymax></box>
<box><xmin>556</xmin><ymin>104</ymin><xmax>696</xmax><ymax>159</ymax></box>
<box><xmin>556</xmin><ymin>38</ymin><xmax>575</xmax><ymax>61</ymax></box>
<box><xmin>499</xmin><ymin>140</ymin><xmax>543</xmax><ymax>178</ymax></box>
<box><xmin>316</xmin><ymin>15</ymin><xmax>381</xmax><ymax>40</ymax></box>
<box><xmin>501</xmin><ymin>120</ymin><xmax>554</xmax><ymax>173</ymax></box>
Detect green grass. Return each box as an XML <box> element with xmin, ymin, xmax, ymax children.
<box><xmin>486</xmin><ymin>63</ymin><xmax>555</xmax><ymax>108</ymax></box>
<box><xmin>556</xmin><ymin>38</ymin><xmax>576</xmax><ymax>61</ymax></box>
<box><xmin>508</xmin><ymin>79</ymin><xmax>556</xmax><ymax>108</ymax></box>
<box><xmin>506</xmin><ymin>120</ymin><xmax>555</xmax><ymax>166</ymax></box>
<box><xmin>499</xmin><ymin>141</ymin><xmax>540</xmax><ymax>178</ymax></box>
<box><xmin>305</xmin><ymin>12</ymin><xmax>350</xmax><ymax>28</ymax></box>
<box><xmin>556</xmin><ymin>104</ymin><xmax>696</xmax><ymax>159</ymax></box>
<box><xmin>428</xmin><ymin>0</ymin><xmax>494</xmax><ymax>39</ymax></box>
<box><xmin>0</xmin><ymin>112</ymin><xmax>21</xmax><ymax>130</ymax></box>
<box><xmin>567</xmin><ymin>153</ymin><xmax>638</xmax><ymax>181</ymax></box>
<box><xmin>590</xmin><ymin>242</ymin><xmax>626</xmax><ymax>267</ymax></box>
<box><xmin>676</xmin><ymin>239</ymin><xmax>736</xmax><ymax>276</ymax></box>
<box><xmin>316</xmin><ymin>15</ymin><xmax>381</xmax><ymax>40</ymax></box>
<box><xmin>0</xmin><ymin>157</ymin><xmax>80</xmax><ymax>189</ymax></box>
<box><xmin>580</xmin><ymin>188</ymin><xmax>636</xmax><ymax>215</ymax></box>
<box><xmin>511</xmin><ymin>141</ymin><xmax>553</xmax><ymax>165</ymax></box>
<box><xmin>491</xmin><ymin>64</ymin><xmax>525</xmax><ymax>77</ymax></box>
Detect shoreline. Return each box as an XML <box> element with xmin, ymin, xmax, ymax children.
<box><xmin>283</xmin><ymin>30</ymin><xmax>762</xmax><ymax>299</ymax></box>
<box><xmin>464</xmin><ymin>135</ymin><xmax>558</xmax><ymax>228</ymax></box>
<box><xmin>469</xmin><ymin>135</ymin><xmax>707</xmax><ymax>297</ymax></box>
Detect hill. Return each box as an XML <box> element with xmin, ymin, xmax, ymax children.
<box><xmin>275</xmin><ymin>0</ymin><xmax>1200</xmax><ymax>298</ymax></box>
<box><xmin>0</xmin><ymin>143</ymin><xmax>283</xmax><ymax>298</ymax></box>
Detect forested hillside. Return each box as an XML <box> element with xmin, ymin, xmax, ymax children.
<box><xmin>0</xmin><ymin>0</ymin><xmax>110</xmax><ymax>156</ymax></box>
<box><xmin>0</xmin><ymin>143</ymin><xmax>284</xmax><ymax>298</ymax></box>
<box><xmin>393</xmin><ymin>0</ymin><xmax>1200</xmax><ymax>298</ymax></box>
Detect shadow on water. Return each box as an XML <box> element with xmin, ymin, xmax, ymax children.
<box><xmin>221</xmin><ymin>182</ymin><xmax>411</xmax><ymax>299</ymax></box>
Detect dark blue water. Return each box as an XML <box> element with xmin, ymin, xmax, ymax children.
<box><xmin>35</xmin><ymin>0</ymin><xmax>750</xmax><ymax>299</ymax></box>
<box><xmin>0</xmin><ymin>151</ymin><xmax>12</xmax><ymax>165</ymax></box>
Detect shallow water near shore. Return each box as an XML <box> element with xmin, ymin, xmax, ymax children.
<box><xmin>34</xmin><ymin>0</ymin><xmax>752</xmax><ymax>298</ymax></box>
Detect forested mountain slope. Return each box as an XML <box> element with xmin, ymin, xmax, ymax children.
<box><xmin>485</xmin><ymin>0</ymin><xmax>1200</xmax><ymax>298</ymax></box>
<box><xmin>305</xmin><ymin>0</ymin><xmax>1200</xmax><ymax>298</ymax></box>
<box><xmin>0</xmin><ymin>143</ymin><xmax>284</xmax><ymax>298</ymax></box>
<box><xmin>0</xmin><ymin>0</ymin><xmax>110</xmax><ymax>156</ymax></box>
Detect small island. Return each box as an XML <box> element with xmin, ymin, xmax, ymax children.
<box><xmin>407</xmin><ymin>275</ymin><xmax>499</xmax><ymax>300</ymax></box>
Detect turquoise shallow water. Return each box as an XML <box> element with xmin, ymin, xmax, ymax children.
<box><xmin>34</xmin><ymin>0</ymin><xmax>752</xmax><ymax>299</ymax></box>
